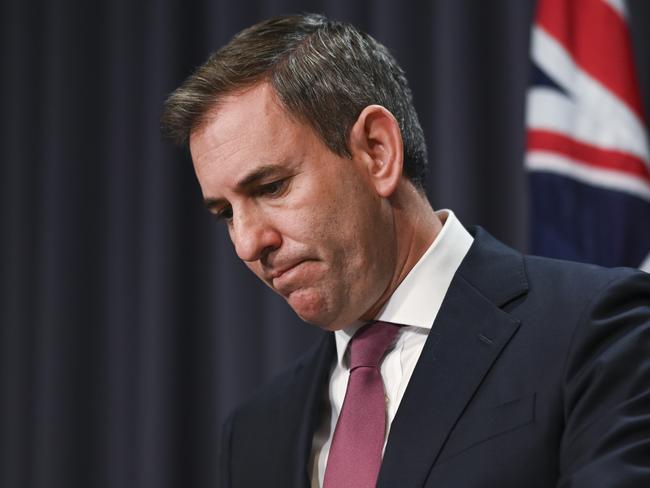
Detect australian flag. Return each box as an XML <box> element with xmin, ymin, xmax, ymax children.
<box><xmin>526</xmin><ymin>0</ymin><xmax>650</xmax><ymax>272</ymax></box>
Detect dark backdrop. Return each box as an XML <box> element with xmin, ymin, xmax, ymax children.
<box><xmin>1</xmin><ymin>1</ymin><xmax>648</xmax><ymax>487</ymax></box>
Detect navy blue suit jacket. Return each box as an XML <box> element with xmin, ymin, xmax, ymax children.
<box><xmin>219</xmin><ymin>227</ymin><xmax>650</xmax><ymax>487</ymax></box>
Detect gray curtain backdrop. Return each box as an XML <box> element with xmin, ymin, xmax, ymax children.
<box><xmin>1</xmin><ymin>1</ymin><xmax>648</xmax><ymax>487</ymax></box>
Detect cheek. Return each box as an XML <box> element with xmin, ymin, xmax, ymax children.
<box><xmin>282</xmin><ymin>205</ymin><xmax>338</xmax><ymax>249</ymax></box>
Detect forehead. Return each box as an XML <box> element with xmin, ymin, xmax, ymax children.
<box><xmin>203</xmin><ymin>83</ymin><xmax>289</xmax><ymax>139</ymax></box>
<box><xmin>189</xmin><ymin>83</ymin><xmax>311</xmax><ymax>189</ymax></box>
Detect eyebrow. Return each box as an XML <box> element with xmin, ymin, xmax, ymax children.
<box><xmin>236</xmin><ymin>164</ymin><xmax>285</xmax><ymax>189</ymax></box>
<box><xmin>202</xmin><ymin>164</ymin><xmax>287</xmax><ymax>211</ymax></box>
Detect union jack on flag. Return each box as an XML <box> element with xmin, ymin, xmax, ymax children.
<box><xmin>526</xmin><ymin>0</ymin><xmax>650</xmax><ymax>272</ymax></box>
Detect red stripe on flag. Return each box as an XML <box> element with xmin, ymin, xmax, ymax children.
<box><xmin>536</xmin><ymin>0</ymin><xmax>646</xmax><ymax>122</ymax></box>
<box><xmin>528</xmin><ymin>129</ymin><xmax>650</xmax><ymax>183</ymax></box>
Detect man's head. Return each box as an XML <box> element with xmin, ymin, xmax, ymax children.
<box><xmin>161</xmin><ymin>13</ymin><xmax>427</xmax><ymax>188</ymax></box>
<box><xmin>162</xmin><ymin>14</ymin><xmax>439</xmax><ymax>330</ymax></box>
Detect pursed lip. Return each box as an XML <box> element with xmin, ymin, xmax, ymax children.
<box><xmin>268</xmin><ymin>260</ymin><xmax>307</xmax><ymax>285</ymax></box>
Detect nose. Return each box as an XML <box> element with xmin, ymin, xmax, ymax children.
<box><xmin>230</xmin><ymin>205</ymin><xmax>281</xmax><ymax>262</ymax></box>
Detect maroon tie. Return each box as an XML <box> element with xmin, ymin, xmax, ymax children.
<box><xmin>323</xmin><ymin>321</ymin><xmax>400</xmax><ymax>488</ymax></box>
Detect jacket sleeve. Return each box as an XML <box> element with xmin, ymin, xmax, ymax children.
<box><xmin>558</xmin><ymin>271</ymin><xmax>650</xmax><ymax>487</ymax></box>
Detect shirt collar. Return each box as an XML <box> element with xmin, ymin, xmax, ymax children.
<box><xmin>333</xmin><ymin>209</ymin><xmax>474</xmax><ymax>367</ymax></box>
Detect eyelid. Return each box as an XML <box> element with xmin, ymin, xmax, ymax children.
<box><xmin>256</xmin><ymin>177</ymin><xmax>289</xmax><ymax>196</ymax></box>
<box><xmin>210</xmin><ymin>175</ymin><xmax>291</xmax><ymax>222</ymax></box>
<box><xmin>213</xmin><ymin>205</ymin><xmax>233</xmax><ymax>221</ymax></box>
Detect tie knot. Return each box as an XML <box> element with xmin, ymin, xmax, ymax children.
<box><xmin>349</xmin><ymin>321</ymin><xmax>400</xmax><ymax>370</ymax></box>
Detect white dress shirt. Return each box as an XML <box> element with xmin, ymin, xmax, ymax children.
<box><xmin>309</xmin><ymin>210</ymin><xmax>474</xmax><ymax>487</ymax></box>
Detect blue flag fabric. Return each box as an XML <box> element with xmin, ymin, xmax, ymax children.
<box><xmin>526</xmin><ymin>0</ymin><xmax>650</xmax><ymax>271</ymax></box>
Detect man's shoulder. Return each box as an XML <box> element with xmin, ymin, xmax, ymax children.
<box><xmin>524</xmin><ymin>252</ymin><xmax>646</xmax><ymax>290</ymax></box>
<box><xmin>518</xmin><ymin>254</ymin><xmax>649</xmax><ymax>336</ymax></box>
<box><xmin>467</xmin><ymin>225</ymin><xmax>647</xmax><ymax>298</ymax></box>
<box><xmin>459</xmin><ymin>226</ymin><xmax>649</xmax><ymax>337</ymax></box>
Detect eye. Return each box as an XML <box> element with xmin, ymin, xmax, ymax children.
<box><xmin>257</xmin><ymin>178</ymin><xmax>288</xmax><ymax>197</ymax></box>
<box><xmin>214</xmin><ymin>205</ymin><xmax>233</xmax><ymax>222</ymax></box>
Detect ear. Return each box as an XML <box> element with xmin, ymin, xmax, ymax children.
<box><xmin>348</xmin><ymin>105</ymin><xmax>404</xmax><ymax>198</ymax></box>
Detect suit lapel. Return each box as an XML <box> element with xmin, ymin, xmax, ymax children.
<box><xmin>377</xmin><ymin>227</ymin><xmax>527</xmax><ymax>487</ymax></box>
<box><xmin>279</xmin><ymin>332</ymin><xmax>335</xmax><ymax>488</ymax></box>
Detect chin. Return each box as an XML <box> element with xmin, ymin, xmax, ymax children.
<box><xmin>287</xmin><ymin>288</ymin><xmax>338</xmax><ymax>328</ymax></box>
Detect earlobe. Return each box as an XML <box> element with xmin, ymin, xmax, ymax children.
<box><xmin>348</xmin><ymin>105</ymin><xmax>404</xmax><ymax>198</ymax></box>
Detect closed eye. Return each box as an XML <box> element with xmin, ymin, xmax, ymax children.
<box><xmin>214</xmin><ymin>205</ymin><xmax>233</xmax><ymax>221</ymax></box>
<box><xmin>205</xmin><ymin>175</ymin><xmax>291</xmax><ymax>223</ymax></box>
<box><xmin>255</xmin><ymin>178</ymin><xmax>289</xmax><ymax>197</ymax></box>
<box><xmin>204</xmin><ymin>197</ymin><xmax>233</xmax><ymax>223</ymax></box>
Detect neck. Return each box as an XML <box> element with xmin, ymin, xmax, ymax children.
<box><xmin>360</xmin><ymin>182</ymin><xmax>442</xmax><ymax>321</ymax></box>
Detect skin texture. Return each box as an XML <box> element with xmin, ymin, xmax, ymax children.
<box><xmin>190</xmin><ymin>83</ymin><xmax>441</xmax><ymax>331</ymax></box>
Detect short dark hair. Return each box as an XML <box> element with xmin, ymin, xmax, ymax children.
<box><xmin>161</xmin><ymin>13</ymin><xmax>428</xmax><ymax>188</ymax></box>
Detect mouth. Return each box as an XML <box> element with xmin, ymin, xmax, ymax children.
<box><xmin>270</xmin><ymin>260</ymin><xmax>307</xmax><ymax>289</ymax></box>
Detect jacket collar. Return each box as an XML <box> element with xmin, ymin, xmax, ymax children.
<box><xmin>377</xmin><ymin>226</ymin><xmax>528</xmax><ymax>487</ymax></box>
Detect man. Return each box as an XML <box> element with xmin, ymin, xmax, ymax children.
<box><xmin>162</xmin><ymin>14</ymin><xmax>650</xmax><ymax>488</ymax></box>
